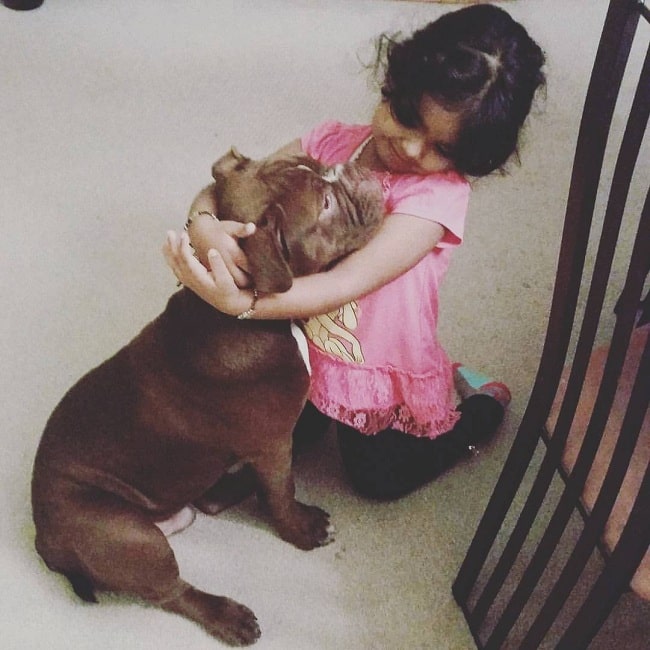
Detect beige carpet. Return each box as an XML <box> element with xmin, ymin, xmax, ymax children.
<box><xmin>1</xmin><ymin>1</ymin><xmax>641</xmax><ymax>648</ymax></box>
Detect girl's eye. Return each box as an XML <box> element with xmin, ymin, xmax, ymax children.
<box><xmin>389</xmin><ymin>98</ymin><xmax>421</xmax><ymax>130</ymax></box>
<box><xmin>435</xmin><ymin>143</ymin><xmax>454</xmax><ymax>160</ymax></box>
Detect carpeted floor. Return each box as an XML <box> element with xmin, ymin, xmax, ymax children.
<box><xmin>1</xmin><ymin>1</ymin><xmax>644</xmax><ymax>648</ymax></box>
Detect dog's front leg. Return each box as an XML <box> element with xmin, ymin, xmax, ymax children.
<box><xmin>251</xmin><ymin>445</ymin><xmax>334</xmax><ymax>551</ymax></box>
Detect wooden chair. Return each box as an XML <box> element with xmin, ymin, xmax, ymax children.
<box><xmin>452</xmin><ymin>0</ymin><xmax>649</xmax><ymax>647</ymax></box>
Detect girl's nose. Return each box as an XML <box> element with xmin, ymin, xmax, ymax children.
<box><xmin>402</xmin><ymin>139</ymin><xmax>424</xmax><ymax>159</ymax></box>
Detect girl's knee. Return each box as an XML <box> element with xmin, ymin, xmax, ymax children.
<box><xmin>336</xmin><ymin>424</ymin><xmax>428</xmax><ymax>500</ymax></box>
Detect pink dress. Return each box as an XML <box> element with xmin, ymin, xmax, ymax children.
<box><xmin>301</xmin><ymin>121</ymin><xmax>471</xmax><ymax>438</ymax></box>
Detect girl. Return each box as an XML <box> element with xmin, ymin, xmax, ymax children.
<box><xmin>164</xmin><ymin>4</ymin><xmax>546</xmax><ymax>500</ymax></box>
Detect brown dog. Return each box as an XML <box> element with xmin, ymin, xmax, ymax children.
<box><xmin>31</xmin><ymin>149</ymin><xmax>383</xmax><ymax>646</ymax></box>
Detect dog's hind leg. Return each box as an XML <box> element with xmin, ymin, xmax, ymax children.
<box><xmin>194</xmin><ymin>464</ymin><xmax>257</xmax><ymax>515</ymax></box>
<box><xmin>160</xmin><ymin>585</ymin><xmax>261</xmax><ymax>646</ymax></box>
<box><xmin>61</xmin><ymin>493</ymin><xmax>260</xmax><ymax>645</ymax></box>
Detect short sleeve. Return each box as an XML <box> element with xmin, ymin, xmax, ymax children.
<box><xmin>302</xmin><ymin>122</ymin><xmax>470</xmax><ymax>248</ymax></box>
<box><xmin>387</xmin><ymin>174</ymin><xmax>470</xmax><ymax>248</ymax></box>
<box><xmin>301</xmin><ymin>121</ymin><xmax>372</xmax><ymax>166</ymax></box>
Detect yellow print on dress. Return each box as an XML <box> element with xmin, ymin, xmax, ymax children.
<box><xmin>303</xmin><ymin>300</ymin><xmax>365</xmax><ymax>364</ymax></box>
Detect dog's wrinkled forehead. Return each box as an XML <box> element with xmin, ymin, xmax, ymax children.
<box><xmin>254</xmin><ymin>154</ymin><xmax>341</xmax><ymax>198</ymax></box>
<box><xmin>211</xmin><ymin>149</ymin><xmax>334</xmax><ymax>224</ymax></box>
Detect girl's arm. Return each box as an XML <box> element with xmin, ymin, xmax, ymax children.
<box><xmin>163</xmin><ymin>136</ymin><xmax>444</xmax><ymax>318</ymax></box>
<box><xmin>164</xmin><ymin>213</ymin><xmax>445</xmax><ymax>319</ymax></box>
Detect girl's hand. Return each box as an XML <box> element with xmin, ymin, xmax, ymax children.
<box><xmin>186</xmin><ymin>214</ymin><xmax>256</xmax><ymax>289</ymax></box>
<box><xmin>163</xmin><ymin>229</ymin><xmax>253</xmax><ymax>316</ymax></box>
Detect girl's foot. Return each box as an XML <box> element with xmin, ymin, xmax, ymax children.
<box><xmin>453</xmin><ymin>363</ymin><xmax>511</xmax><ymax>409</ymax></box>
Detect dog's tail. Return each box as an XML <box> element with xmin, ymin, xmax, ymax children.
<box><xmin>65</xmin><ymin>571</ymin><xmax>98</xmax><ymax>604</ymax></box>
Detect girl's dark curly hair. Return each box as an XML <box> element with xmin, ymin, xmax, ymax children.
<box><xmin>377</xmin><ymin>4</ymin><xmax>546</xmax><ymax>176</ymax></box>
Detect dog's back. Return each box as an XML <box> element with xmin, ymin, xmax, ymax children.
<box><xmin>33</xmin><ymin>288</ymin><xmax>309</xmax><ymax>519</ymax></box>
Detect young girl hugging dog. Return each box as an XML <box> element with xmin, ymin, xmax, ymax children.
<box><xmin>164</xmin><ymin>4</ymin><xmax>546</xmax><ymax>500</ymax></box>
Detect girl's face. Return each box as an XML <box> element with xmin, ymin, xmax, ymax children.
<box><xmin>371</xmin><ymin>95</ymin><xmax>461</xmax><ymax>174</ymax></box>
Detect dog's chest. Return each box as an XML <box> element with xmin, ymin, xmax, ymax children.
<box><xmin>198</xmin><ymin>322</ymin><xmax>307</xmax><ymax>382</ymax></box>
<box><xmin>160</xmin><ymin>293</ymin><xmax>310</xmax><ymax>382</ymax></box>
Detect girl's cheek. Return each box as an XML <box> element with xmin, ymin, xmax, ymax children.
<box><xmin>422</xmin><ymin>154</ymin><xmax>454</xmax><ymax>174</ymax></box>
<box><xmin>374</xmin><ymin>103</ymin><xmax>401</xmax><ymax>137</ymax></box>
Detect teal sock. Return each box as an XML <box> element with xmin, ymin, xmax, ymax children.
<box><xmin>453</xmin><ymin>363</ymin><xmax>512</xmax><ymax>409</ymax></box>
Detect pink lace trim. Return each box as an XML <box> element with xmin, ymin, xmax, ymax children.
<box><xmin>308</xmin><ymin>346</ymin><xmax>460</xmax><ymax>439</ymax></box>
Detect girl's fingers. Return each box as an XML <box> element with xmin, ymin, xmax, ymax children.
<box><xmin>164</xmin><ymin>228</ymin><xmax>249</xmax><ymax>301</ymax></box>
<box><xmin>207</xmin><ymin>248</ymin><xmax>239</xmax><ymax>292</ymax></box>
<box><xmin>220</xmin><ymin>221</ymin><xmax>256</xmax><ymax>239</ymax></box>
<box><xmin>163</xmin><ymin>231</ymin><xmax>181</xmax><ymax>273</ymax></box>
<box><xmin>164</xmin><ymin>231</ymin><xmax>210</xmax><ymax>290</ymax></box>
<box><xmin>187</xmin><ymin>218</ymin><xmax>253</xmax><ymax>282</ymax></box>
<box><xmin>220</xmin><ymin>243</ymin><xmax>252</xmax><ymax>287</ymax></box>
<box><xmin>225</xmin><ymin>263</ymin><xmax>252</xmax><ymax>289</ymax></box>
<box><xmin>178</xmin><ymin>230</ymin><xmax>196</xmax><ymax>263</ymax></box>
<box><xmin>179</xmin><ymin>233</ymin><xmax>215</xmax><ymax>285</ymax></box>
<box><xmin>164</xmin><ymin>230</ymin><xmax>245</xmax><ymax>315</ymax></box>
<box><xmin>218</xmin><ymin>223</ymin><xmax>254</xmax><ymax>278</ymax></box>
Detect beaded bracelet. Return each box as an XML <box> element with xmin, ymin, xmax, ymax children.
<box><xmin>184</xmin><ymin>210</ymin><xmax>218</xmax><ymax>232</ymax></box>
<box><xmin>237</xmin><ymin>289</ymin><xmax>259</xmax><ymax>320</ymax></box>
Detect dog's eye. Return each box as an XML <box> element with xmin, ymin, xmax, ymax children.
<box><xmin>323</xmin><ymin>191</ymin><xmax>337</xmax><ymax>212</ymax></box>
<box><xmin>319</xmin><ymin>191</ymin><xmax>337</xmax><ymax>223</ymax></box>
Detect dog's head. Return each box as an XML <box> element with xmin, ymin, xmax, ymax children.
<box><xmin>209</xmin><ymin>148</ymin><xmax>384</xmax><ymax>293</ymax></box>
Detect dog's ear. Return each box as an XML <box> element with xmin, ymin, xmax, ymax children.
<box><xmin>241</xmin><ymin>205</ymin><xmax>293</xmax><ymax>294</ymax></box>
<box><xmin>211</xmin><ymin>147</ymin><xmax>250</xmax><ymax>192</ymax></box>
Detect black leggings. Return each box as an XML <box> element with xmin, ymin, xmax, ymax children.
<box><xmin>294</xmin><ymin>395</ymin><xmax>504</xmax><ymax>500</ymax></box>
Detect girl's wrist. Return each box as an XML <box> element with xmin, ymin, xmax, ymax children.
<box><xmin>235</xmin><ymin>289</ymin><xmax>259</xmax><ymax>320</ymax></box>
<box><xmin>213</xmin><ymin>287</ymin><xmax>257</xmax><ymax>318</ymax></box>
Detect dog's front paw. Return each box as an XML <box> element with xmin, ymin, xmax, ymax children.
<box><xmin>276</xmin><ymin>502</ymin><xmax>335</xmax><ymax>550</ymax></box>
